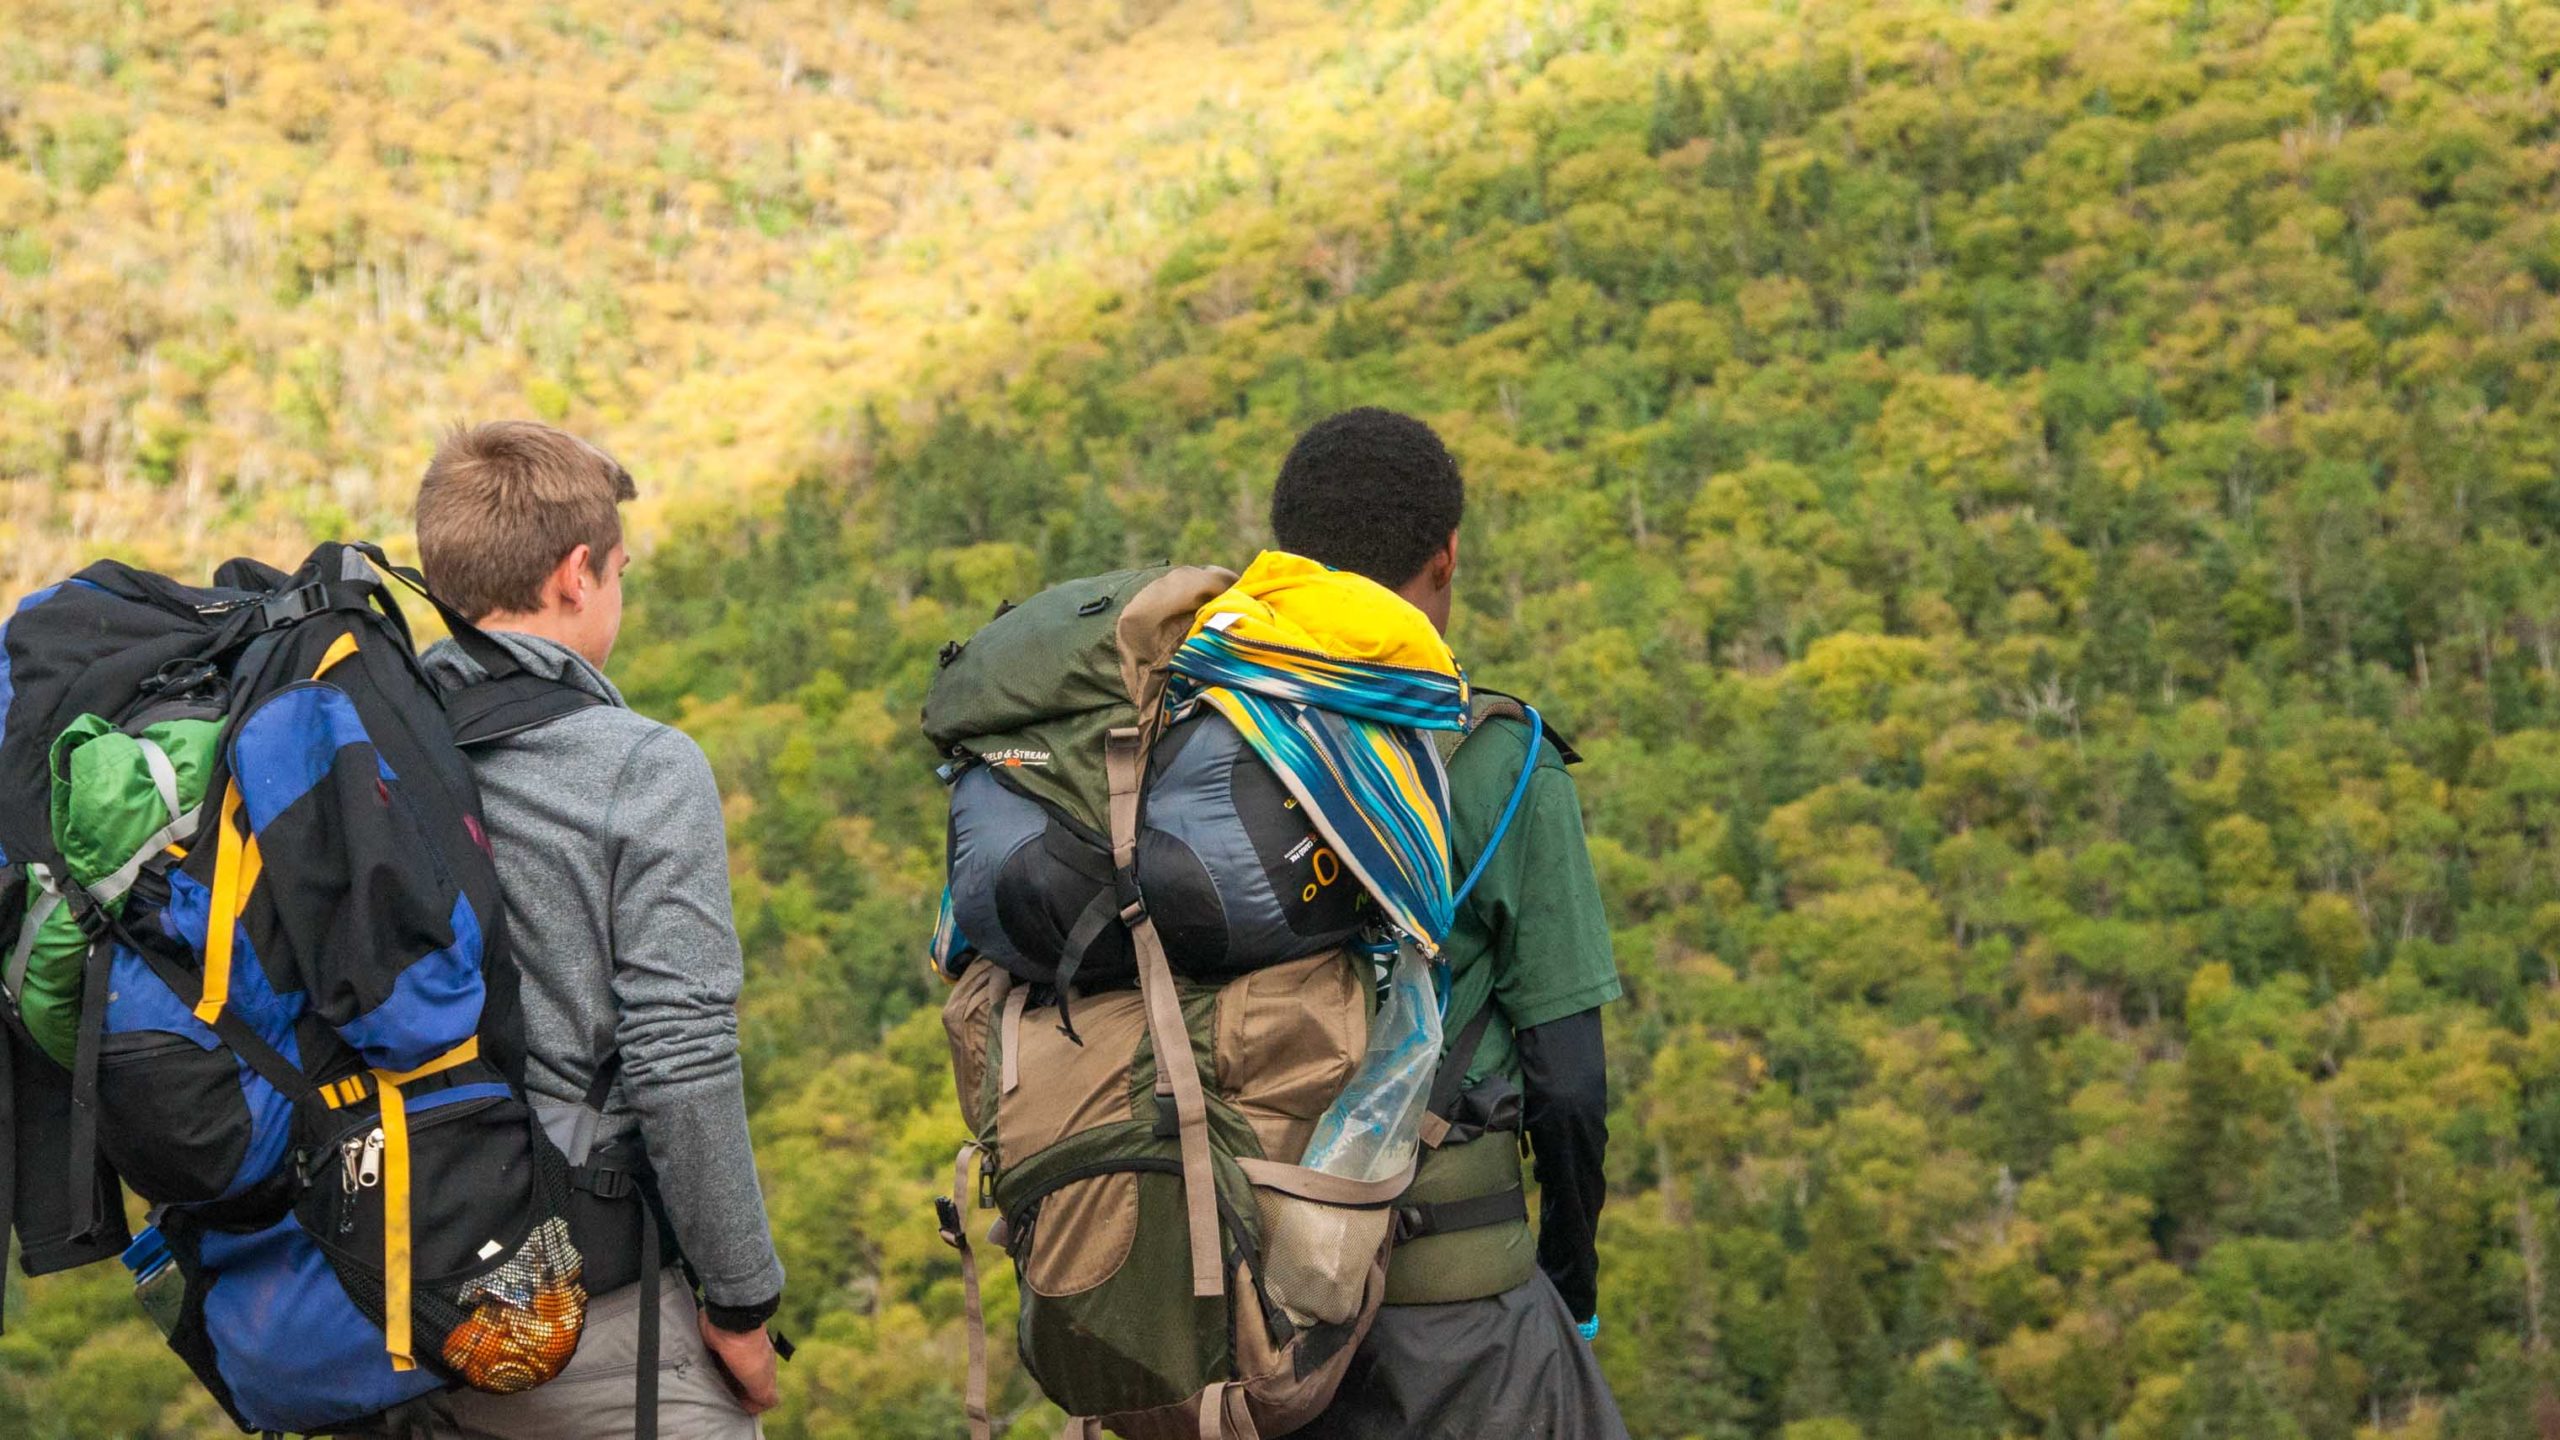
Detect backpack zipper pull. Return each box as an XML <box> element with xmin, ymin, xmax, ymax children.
<box><xmin>359</xmin><ymin>1128</ymin><xmax>385</xmax><ymax>1189</ymax></box>
<box><xmin>341</xmin><ymin>1134</ymin><xmax>366</xmax><ymax>1196</ymax></box>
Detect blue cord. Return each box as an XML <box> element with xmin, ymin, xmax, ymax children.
<box><xmin>1452</xmin><ymin>706</ymin><xmax>1543</xmax><ymax>909</ymax></box>
<box><xmin>1437</xmin><ymin>706</ymin><xmax>1544</xmax><ymax>1015</ymax></box>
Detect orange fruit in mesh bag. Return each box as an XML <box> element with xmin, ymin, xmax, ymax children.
<box><xmin>441</xmin><ymin>1219</ymin><xmax>588</xmax><ymax>1393</ymax></box>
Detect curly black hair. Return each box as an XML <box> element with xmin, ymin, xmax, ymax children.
<box><xmin>1269</xmin><ymin>408</ymin><xmax>1465</xmax><ymax>589</ymax></box>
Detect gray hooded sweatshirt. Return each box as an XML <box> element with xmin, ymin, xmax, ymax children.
<box><xmin>422</xmin><ymin>632</ymin><xmax>784</xmax><ymax>1313</ymax></box>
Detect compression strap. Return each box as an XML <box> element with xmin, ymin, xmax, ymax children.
<box><xmin>373</xmin><ymin>1037</ymin><xmax>483</xmax><ymax>1371</ymax></box>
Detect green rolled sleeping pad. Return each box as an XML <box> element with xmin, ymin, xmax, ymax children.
<box><xmin>8</xmin><ymin>714</ymin><xmax>222</xmax><ymax>1066</ymax></box>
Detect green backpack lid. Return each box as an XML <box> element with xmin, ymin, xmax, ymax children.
<box><xmin>924</xmin><ymin>564</ymin><xmax>1231</xmax><ymax>836</ymax></box>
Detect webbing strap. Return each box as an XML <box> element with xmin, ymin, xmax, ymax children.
<box><xmin>1049</xmin><ymin>887</ymin><xmax>1120</xmax><ymax>1040</ymax></box>
<box><xmin>379</xmin><ymin>1073</ymin><xmax>417</xmax><ymax>1371</ymax></box>
<box><xmin>942</xmin><ymin>1142</ymin><xmax>992</xmax><ymax>1440</ymax></box>
<box><xmin>999</xmin><ymin>984</ymin><xmax>1028</xmax><ymax>1095</ymax></box>
<box><xmin>1106</xmin><ymin>727</ymin><xmax>1222</xmax><ymax>1299</ymax></box>
<box><xmin>192</xmin><ymin>786</ymin><xmax>246</xmax><ymax>1023</ymax></box>
<box><xmin>83</xmin><ymin>794</ymin><xmax>203</xmax><ymax>910</ymax></box>
<box><xmin>1059</xmin><ymin>1416</ymin><xmax>1101</xmax><ymax>1440</ymax></box>
<box><xmin>118</xmin><ymin>917</ymin><xmax>324</xmax><ymax>1123</ymax></box>
<box><xmin>446</xmin><ymin>671</ymin><xmax>607</xmax><ymax>751</ymax></box>
<box><xmin>136</xmin><ymin>738</ymin><xmax>181</xmax><ymax>832</ymax></box>
<box><xmin>313</xmin><ymin>632</ymin><xmax>359</xmax><ymax>678</ymax></box>
<box><xmin>196</xmin><ymin>628</ymin><xmax>357</xmax><ymax>1026</ymax></box>
<box><xmin>372</xmin><ymin>1038</ymin><xmax>481</xmax><ymax>1088</ymax></box>
<box><xmin>636</xmin><ymin>1185</ymin><xmax>662</xmax><ymax>1440</ymax></box>
<box><xmin>0</xmin><ymin>983</ymin><xmax>11</xmax><ymax>1336</ymax></box>
<box><xmin>1393</xmin><ymin>1185</ymin><xmax>1528</xmax><ymax>1244</ymax></box>
<box><xmin>1421</xmin><ymin>1003</ymin><xmax>1502</xmax><ymax>1151</ymax></box>
<box><xmin>372</xmin><ymin>1038</ymin><xmax>483</xmax><ymax>1371</ymax></box>
<box><xmin>64</xmin><ymin>936</ymin><xmax>112</xmax><ymax>1245</ymax></box>
<box><xmin>352</xmin><ymin>542</ymin><xmax>526</xmax><ymax>683</ymax></box>
<box><xmin>560</xmin><ymin>1049</ymin><xmax>623</xmax><ymax>1170</ymax></box>
<box><xmin>6</xmin><ymin>870</ymin><xmax>60</xmax><ymax>1005</ymax></box>
<box><xmin>1200</xmin><ymin>1380</ymin><xmax>1259</xmax><ymax>1440</ymax></box>
<box><xmin>1447</xmin><ymin>703</ymin><xmax>1541</xmax><ymax>912</ymax></box>
<box><xmin>1232</xmin><ymin>1155</ymin><xmax>1415</xmax><ymax>1206</ymax></box>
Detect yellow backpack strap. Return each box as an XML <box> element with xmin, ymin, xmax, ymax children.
<box><xmin>314</xmin><ymin>631</ymin><xmax>359</xmax><ymax>678</ymax></box>
<box><xmin>192</xmin><ymin>785</ymin><xmax>255</xmax><ymax>1025</ymax></box>
<box><xmin>369</xmin><ymin>1037</ymin><xmax>482</xmax><ymax>1370</ymax></box>
<box><xmin>195</xmin><ymin>636</ymin><xmax>353</xmax><ymax>1027</ymax></box>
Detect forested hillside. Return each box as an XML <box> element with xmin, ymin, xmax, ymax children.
<box><xmin>14</xmin><ymin>0</ymin><xmax>2560</xmax><ymax>1437</ymax></box>
<box><xmin>0</xmin><ymin>0</ymin><xmax>1383</xmax><ymax>593</ymax></box>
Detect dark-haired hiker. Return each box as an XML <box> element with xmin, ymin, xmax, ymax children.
<box><xmin>1278</xmin><ymin>409</ymin><xmax>1629</xmax><ymax>1440</ymax></box>
<box><xmin>369</xmin><ymin>422</ymin><xmax>786</xmax><ymax>1439</ymax></box>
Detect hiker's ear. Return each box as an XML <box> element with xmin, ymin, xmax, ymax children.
<box><xmin>553</xmin><ymin>543</ymin><xmax>596</xmax><ymax>612</ymax></box>
<box><xmin>1431</xmin><ymin>531</ymin><xmax>1460</xmax><ymax>591</ymax></box>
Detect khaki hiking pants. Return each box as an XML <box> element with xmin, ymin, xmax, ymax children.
<box><xmin>369</xmin><ymin>1281</ymin><xmax>763</xmax><ymax>1440</ymax></box>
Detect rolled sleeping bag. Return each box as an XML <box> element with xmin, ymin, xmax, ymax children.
<box><xmin>942</xmin><ymin>711</ymin><xmax>1370</xmax><ymax>987</ymax></box>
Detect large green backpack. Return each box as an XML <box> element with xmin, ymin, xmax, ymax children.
<box><xmin>928</xmin><ymin>564</ymin><xmax>1408</xmax><ymax>1439</ymax></box>
<box><xmin>925</xmin><ymin>564</ymin><xmax>1373</xmax><ymax>1001</ymax></box>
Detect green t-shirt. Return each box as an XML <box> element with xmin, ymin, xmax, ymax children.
<box><xmin>1438</xmin><ymin>713</ymin><xmax>1623</xmax><ymax>1086</ymax></box>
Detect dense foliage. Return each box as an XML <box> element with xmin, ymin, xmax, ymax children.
<box><xmin>16</xmin><ymin>0</ymin><xmax>2560</xmax><ymax>1437</ymax></box>
<box><xmin>0</xmin><ymin>0</ymin><xmax>1377</xmax><ymax>594</ymax></box>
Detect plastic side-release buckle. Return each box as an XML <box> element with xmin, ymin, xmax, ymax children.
<box><xmin>934</xmin><ymin>1194</ymin><xmax>966</xmax><ymax>1250</ymax></box>
<box><xmin>260</xmin><ymin>584</ymin><xmax>328</xmax><ymax>629</ymax></box>
<box><xmin>576</xmin><ymin>1164</ymin><xmax>637</xmax><ymax>1202</ymax></box>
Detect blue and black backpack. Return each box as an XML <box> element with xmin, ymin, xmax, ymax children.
<box><xmin>0</xmin><ymin>543</ymin><xmax>595</xmax><ymax>1434</ymax></box>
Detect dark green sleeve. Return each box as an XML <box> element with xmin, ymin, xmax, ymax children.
<box><xmin>1478</xmin><ymin>743</ymin><xmax>1622</xmax><ymax>1031</ymax></box>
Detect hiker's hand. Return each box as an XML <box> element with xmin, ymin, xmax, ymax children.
<box><xmin>699</xmin><ymin>1313</ymin><xmax>782</xmax><ymax>1416</ymax></box>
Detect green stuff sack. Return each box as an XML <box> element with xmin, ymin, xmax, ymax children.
<box><xmin>922</xmin><ymin>565</ymin><xmax>1206</xmax><ymax>835</ymax></box>
<box><xmin>10</xmin><ymin>713</ymin><xmax>222</xmax><ymax>1065</ymax></box>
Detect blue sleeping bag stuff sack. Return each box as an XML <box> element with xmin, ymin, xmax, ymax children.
<box><xmin>0</xmin><ymin>544</ymin><xmax>591</xmax><ymax>1433</ymax></box>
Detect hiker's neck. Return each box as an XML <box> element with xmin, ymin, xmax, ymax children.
<box><xmin>1394</xmin><ymin>536</ymin><xmax>1459</xmax><ymax>635</ymax></box>
<box><xmin>472</xmin><ymin>607</ymin><xmax>612</xmax><ymax>672</ymax></box>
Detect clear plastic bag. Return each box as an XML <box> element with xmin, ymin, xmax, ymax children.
<box><xmin>1300</xmin><ymin>941</ymin><xmax>1443</xmax><ymax>1181</ymax></box>
<box><xmin>1262</xmin><ymin>942</ymin><xmax>1444</xmax><ymax>1326</ymax></box>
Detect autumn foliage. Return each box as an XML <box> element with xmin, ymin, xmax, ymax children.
<box><xmin>13</xmin><ymin>0</ymin><xmax>2560</xmax><ymax>1438</ymax></box>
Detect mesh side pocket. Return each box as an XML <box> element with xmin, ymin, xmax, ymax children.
<box><xmin>1255</xmin><ymin>1190</ymin><xmax>1390</xmax><ymax>1328</ymax></box>
<box><xmin>435</xmin><ymin>1214</ymin><xmax>586</xmax><ymax>1392</ymax></box>
<box><xmin>427</xmin><ymin>1139</ymin><xmax>587</xmax><ymax>1394</ymax></box>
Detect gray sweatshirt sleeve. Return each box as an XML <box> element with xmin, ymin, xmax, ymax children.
<box><xmin>605</xmin><ymin>727</ymin><xmax>786</xmax><ymax>1310</ymax></box>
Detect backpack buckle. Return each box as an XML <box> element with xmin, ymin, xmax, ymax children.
<box><xmin>59</xmin><ymin>885</ymin><xmax>111</xmax><ymax>942</ymax></box>
<box><xmin>1391</xmin><ymin>1204</ymin><xmax>1429</xmax><ymax>1244</ymax></box>
<box><xmin>260</xmin><ymin>584</ymin><xmax>328</xmax><ymax>630</ymax></box>
<box><xmin>576</xmin><ymin>1164</ymin><xmax>636</xmax><ymax>1201</ymax></box>
<box><xmin>934</xmin><ymin>1194</ymin><xmax>966</xmax><ymax>1249</ymax></box>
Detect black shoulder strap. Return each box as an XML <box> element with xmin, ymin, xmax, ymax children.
<box><xmin>446</xmin><ymin>672</ymin><xmax>607</xmax><ymax>751</ymax></box>
<box><xmin>582</xmin><ymin>1048</ymin><xmax>623</xmax><ymax>1114</ymax></box>
<box><xmin>1426</xmin><ymin>1000</ymin><xmax>1503</xmax><ymax>1130</ymax></box>
<box><xmin>348</xmin><ymin>541</ymin><xmax>527</xmax><ymax>683</ymax></box>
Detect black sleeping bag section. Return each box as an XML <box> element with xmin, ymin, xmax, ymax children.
<box><xmin>943</xmin><ymin>711</ymin><xmax>1368</xmax><ymax>988</ymax></box>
